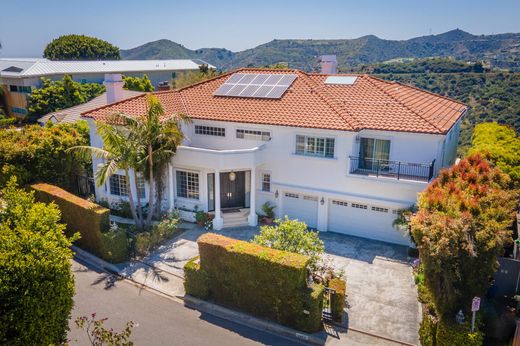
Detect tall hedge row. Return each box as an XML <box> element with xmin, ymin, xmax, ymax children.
<box><xmin>185</xmin><ymin>233</ymin><xmax>324</xmax><ymax>333</ymax></box>
<box><xmin>31</xmin><ymin>183</ymin><xmax>128</xmax><ymax>263</ymax></box>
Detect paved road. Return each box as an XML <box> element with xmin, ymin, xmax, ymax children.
<box><xmin>69</xmin><ymin>259</ymin><xmax>303</xmax><ymax>346</ymax></box>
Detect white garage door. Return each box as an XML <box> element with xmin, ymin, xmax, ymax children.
<box><xmin>328</xmin><ymin>199</ymin><xmax>409</xmax><ymax>245</ymax></box>
<box><xmin>282</xmin><ymin>192</ymin><xmax>318</xmax><ymax>229</ymax></box>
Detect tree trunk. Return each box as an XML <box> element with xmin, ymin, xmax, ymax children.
<box><xmin>133</xmin><ymin>170</ymin><xmax>144</xmax><ymax>226</ymax></box>
<box><xmin>124</xmin><ymin>169</ymin><xmax>142</xmax><ymax>230</ymax></box>
<box><xmin>145</xmin><ymin>144</ymin><xmax>155</xmax><ymax>230</ymax></box>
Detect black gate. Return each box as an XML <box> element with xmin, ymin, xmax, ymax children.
<box><xmin>73</xmin><ymin>172</ymin><xmax>95</xmax><ymax>197</ymax></box>
<box><xmin>322</xmin><ymin>287</ymin><xmax>336</xmax><ymax>322</ymax></box>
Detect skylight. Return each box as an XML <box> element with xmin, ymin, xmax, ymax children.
<box><xmin>324</xmin><ymin>76</ymin><xmax>358</xmax><ymax>85</ymax></box>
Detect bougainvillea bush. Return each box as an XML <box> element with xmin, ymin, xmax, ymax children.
<box><xmin>411</xmin><ymin>154</ymin><xmax>518</xmax><ymax>319</ymax></box>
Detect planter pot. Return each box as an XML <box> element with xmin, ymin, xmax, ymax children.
<box><xmin>196</xmin><ymin>221</ymin><xmax>205</xmax><ymax>227</ymax></box>
<box><xmin>263</xmin><ymin>217</ymin><xmax>274</xmax><ymax>225</ymax></box>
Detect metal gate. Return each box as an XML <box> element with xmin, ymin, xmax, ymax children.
<box><xmin>322</xmin><ymin>287</ymin><xmax>336</xmax><ymax>322</ymax></box>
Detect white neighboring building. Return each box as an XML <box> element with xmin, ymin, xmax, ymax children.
<box><xmin>82</xmin><ymin>65</ymin><xmax>466</xmax><ymax>246</ymax></box>
<box><xmin>0</xmin><ymin>58</ymin><xmax>213</xmax><ymax>117</ymax></box>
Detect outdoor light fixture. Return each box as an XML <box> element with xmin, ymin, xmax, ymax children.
<box><xmin>320</xmin><ymin>197</ymin><xmax>325</xmax><ymax>205</ymax></box>
<box><xmin>229</xmin><ymin>171</ymin><xmax>236</xmax><ymax>182</ymax></box>
<box><xmin>275</xmin><ymin>190</ymin><xmax>279</xmax><ymax>198</ymax></box>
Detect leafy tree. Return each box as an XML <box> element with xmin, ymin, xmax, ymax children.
<box><xmin>468</xmin><ymin>122</ymin><xmax>520</xmax><ymax>187</ymax></box>
<box><xmin>123</xmin><ymin>74</ymin><xmax>154</xmax><ymax>92</ymax></box>
<box><xmin>253</xmin><ymin>216</ymin><xmax>325</xmax><ymax>271</ymax></box>
<box><xmin>44</xmin><ymin>34</ymin><xmax>120</xmax><ymax>60</ymax></box>
<box><xmin>75</xmin><ymin>314</ymin><xmax>135</xmax><ymax>346</ymax></box>
<box><xmin>173</xmin><ymin>64</ymin><xmax>220</xmax><ymax>89</ymax></box>
<box><xmin>27</xmin><ymin>75</ymin><xmax>105</xmax><ymax>116</ymax></box>
<box><xmin>410</xmin><ymin>154</ymin><xmax>518</xmax><ymax>319</ymax></box>
<box><xmin>0</xmin><ymin>121</ymin><xmax>90</xmax><ymax>189</ymax></box>
<box><xmin>0</xmin><ymin>178</ymin><xmax>75</xmax><ymax>345</ymax></box>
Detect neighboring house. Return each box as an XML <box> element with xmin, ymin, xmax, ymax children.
<box><xmin>82</xmin><ymin>62</ymin><xmax>466</xmax><ymax>246</ymax></box>
<box><xmin>37</xmin><ymin>88</ymin><xmax>143</xmax><ymax>125</ymax></box>
<box><xmin>0</xmin><ymin>58</ymin><xmax>213</xmax><ymax>118</ymax></box>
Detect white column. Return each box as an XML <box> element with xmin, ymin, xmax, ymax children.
<box><xmin>213</xmin><ymin>170</ymin><xmax>223</xmax><ymax>230</ymax></box>
<box><xmin>248</xmin><ymin>168</ymin><xmax>257</xmax><ymax>226</ymax></box>
<box><xmin>168</xmin><ymin>164</ymin><xmax>174</xmax><ymax>211</ymax></box>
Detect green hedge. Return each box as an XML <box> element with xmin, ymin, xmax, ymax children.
<box><xmin>419</xmin><ymin>313</ymin><xmax>437</xmax><ymax>346</ymax></box>
<box><xmin>436</xmin><ymin>320</ymin><xmax>484</xmax><ymax>346</ymax></box>
<box><xmin>185</xmin><ymin>233</ymin><xmax>324</xmax><ymax>332</ymax></box>
<box><xmin>0</xmin><ymin>117</ymin><xmax>16</xmax><ymax>128</ymax></box>
<box><xmin>31</xmin><ymin>183</ymin><xmax>128</xmax><ymax>263</ymax></box>
<box><xmin>329</xmin><ymin>278</ymin><xmax>346</xmax><ymax>322</ymax></box>
<box><xmin>184</xmin><ymin>257</ymin><xmax>209</xmax><ymax>299</ymax></box>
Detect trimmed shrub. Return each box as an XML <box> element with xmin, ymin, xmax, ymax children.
<box><xmin>329</xmin><ymin>278</ymin><xmax>346</xmax><ymax>322</ymax></box>
<box><xmin>135</xmin><ymin>232</ymin><xmax>151</xmax><ymax>256</ymax></box>
<box><xmin>0</xmin><ymin>116</ymin><xmax>16</xmax><ymax>128</ymax></box>
<box><xmin>436</xmin><ymin>320</ymin><xmax>484</xmax><ymax>346</ymax></box>
<box><xmin>31</xmin><ymin>183</ymin><xmax>129</xmax><ymax>263</ymax></box>
<box><xmin>0</xmin><ymin>178</ymin><xmax>74</xmax><ymax>345</ymax></box>
<box><xmin>419</xmin><ymin>313</ymin><xmax>437</xmax><ymax>346</ymax></box>
<box><xmin>187</xmin><ymin>233</ymin><xmax>324</xmax><ymax>332</ymax></box>
<box><xmin>31</xmin><ymin>183</ymin><xmax>109</xmax><ymax>251</ymax></box>
<box><xmin>101</xmin><ymin>228</ymin><xmax>129</xmax><ymax>263</ymax></box>
<box><xmin>183</xmin><ymin>257</ymin><xmax>209</xmax><ymax>299</ymax></box>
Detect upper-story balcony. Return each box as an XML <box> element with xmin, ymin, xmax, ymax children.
<box><xmin>349</xmin><ymin>156</ymin><xmax>436</xmax><ymax>183</ymax></box>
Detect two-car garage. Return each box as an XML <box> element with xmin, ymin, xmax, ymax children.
<box><xmin>280</xmin><ymin>191</ymin><xmax>409</xmax><ymax>246</ymax></box>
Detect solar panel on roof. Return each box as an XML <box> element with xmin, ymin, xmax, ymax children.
<box><xmin>213</xmin><ymin>73</ymin><xmax>297</xmax><ymax>99</ymax></box>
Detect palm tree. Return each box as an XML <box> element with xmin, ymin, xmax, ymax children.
<box><xmin>69</xmin><ymin>95</ymin><xmax>188</xmax><ymax>231</ymax></box>
<box><xmin>67</xmin><ymin>117</ymin><xmax>144</xmax><ymax>229</ymax></box>
<box><xmin>120</xmin><ymin>94</ymin><xmax>188</xmax><ymax>229</ymax></box>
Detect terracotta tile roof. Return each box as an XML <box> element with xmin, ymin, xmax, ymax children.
<box><xmin>83</xmin><ymin>68</ymin><xmax>467</xmax><ymax>135</ymax></box>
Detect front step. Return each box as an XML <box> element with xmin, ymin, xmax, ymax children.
<box><xmin>222</xmin><ymin>209</ymin><xmax>250</xmax><ymax>228</ymax></box>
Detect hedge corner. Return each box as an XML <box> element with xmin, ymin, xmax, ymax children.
<box><xmin>184</xmin><ymin>256</ymin><xmax>209</xmax><ymax>299</ymax></box>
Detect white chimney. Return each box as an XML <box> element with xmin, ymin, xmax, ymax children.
<box><xmin>320</xmin><ymin>55</ymin><xmax>338</xmax><ymax>74</ymax></box>
<box><xmin>103</xmin><ymin>73</ymin><xmax>124</xmax><ymax>104</ymax></box>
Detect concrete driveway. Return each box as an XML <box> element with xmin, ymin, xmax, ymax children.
<box><xmin>143</xmin><ymin>225</ymin><xmax>420</xmax><ymax>345</ymax></box>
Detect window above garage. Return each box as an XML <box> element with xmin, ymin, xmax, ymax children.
<box><xmin>295</xmin><ymin>135</ymin><xmax>335</xmax><ymax>158</ymax></box>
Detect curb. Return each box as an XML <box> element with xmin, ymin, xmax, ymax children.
<box><xmin>72</xmin><ymin>246</ymin><xmax>121</xmax><ymax>274</ymax></box>
<box><xmin>183</xmin><ymin>295</ymin><xmax>326</xmax><ymax>346</ymax></box>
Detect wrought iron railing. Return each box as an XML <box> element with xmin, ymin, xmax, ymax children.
<box><xmin>349</xmin><ymin>156</ymin><xmax>436</xmax><ymax>182</ymax></box>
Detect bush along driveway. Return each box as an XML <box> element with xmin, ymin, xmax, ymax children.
<box><xmin>137</xmin><ymin>225</ymin><xmax>420</xmax><ymax>345</ymax></box>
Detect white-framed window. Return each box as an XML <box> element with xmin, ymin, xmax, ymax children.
<box><xmin>236</xmin><ymin>129</ymin><xmax>271</xmax><ymax>141</ymax></box>
<box><xmin>194</xmin><ymin>125</ymin><xmax>225</xmax><ymax>137</ymax></box>
<box><xmin>110</xmin><ymin>174</ymin><xmax>128</xmax><ymax>197</ymax></box>
<box><xmin>176</xmin><ymin>170</ymin><xmax>199</xmax><ymax>200</ymax></box>
<box><xmin>295</xmin><ymin>135</ymin><xmax>335</xmax><ymax>158</ymax></box>
<box><xmin>136</xmin><ymin>175</ymin><xmax>146</xmax><ymax>199</ymax></box>
<box><xmin>261</xmin><ymin>173</ymin><xmax>271</xmax><ymax>192</ymax></box>
<box><xmin>359</xmin><ymin>137</ymin><xmax>391</xmax><ymax>170</ymax></box>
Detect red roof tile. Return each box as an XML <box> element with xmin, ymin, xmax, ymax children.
<box><xmin>83</xmin><ymin>68</ymin><xmax>466</xmax><ymax>135</ymax></box>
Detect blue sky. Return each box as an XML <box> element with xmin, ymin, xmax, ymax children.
<box><xmin>1</xmin><ymin>0</ymin><xmax>519</xmax><ymax>57</ymax></box>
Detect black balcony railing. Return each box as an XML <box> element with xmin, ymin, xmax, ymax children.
<box><xmin>349</xmin><ymin>156</ymin><xmax>436</xmax><ymax>182</ymax></box>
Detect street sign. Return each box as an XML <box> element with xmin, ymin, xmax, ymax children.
<box><xmin>471</xmin><ymin>297</ymin><xmax>481</xmax><ymax>312</ymax></box>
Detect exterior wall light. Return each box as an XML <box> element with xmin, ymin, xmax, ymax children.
<box><xmin>320</xmin><ymin>197</ymin><xmax>325</xmax><ymax>205</ymax></box>
<box><xmin>229</xmin><ymin>171</ymin><xmax>236</xmax><ymax>182</ymax></box>
<box><xmin>275</xmin><ymin>190</ymin><xmax>279</xmax><ymax>198</ymax></box>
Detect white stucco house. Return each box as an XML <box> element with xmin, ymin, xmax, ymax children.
<box><xmin>81</xmin><ymin>61</ymin><xmax>466</xmax><ymax>246</ymax></box>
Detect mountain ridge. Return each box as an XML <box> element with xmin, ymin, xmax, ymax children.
<box><xmin>121</xmin><ymin>29</ymin><xmax>520</xmax><ymax>71</ymax></box>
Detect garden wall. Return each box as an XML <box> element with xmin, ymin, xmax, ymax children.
<box><xmin>31</xmin><ymin>183</ymin><xmax>128</xmax><ymax>263</ymax></box>
<box><xmin>184</xmin><ymin>233</ymin><xmax>324</xmax><ymax>332</ymax></box>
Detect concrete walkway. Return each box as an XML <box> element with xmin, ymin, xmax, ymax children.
<box><xmin>131</xmin><ymin>225</ymin><xmax>420</xmax><ymax>345</ymax></box>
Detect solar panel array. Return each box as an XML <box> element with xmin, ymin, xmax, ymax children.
<box><xmin>213</xmin><ymin>73</ymin><xmax>297</xmax><ymax>99</ymax></box>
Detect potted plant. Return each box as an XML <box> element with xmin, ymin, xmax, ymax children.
<box><xmin>261</xmin><ymin>201</ymin><xmax>276</xmax><ymax>224</ymax></box>
<box><xmin>195</xmin><ymin>209</ymin><xmax>210</xmax><ymax>227</ymax></box>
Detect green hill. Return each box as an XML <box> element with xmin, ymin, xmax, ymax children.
<box><xmin>121</xmin><ymin>29</ymin><xmax>520</xmax><ymax>71</ymax></box>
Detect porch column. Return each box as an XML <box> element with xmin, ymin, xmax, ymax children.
<box><xmin>168</xmin><ymin>164</ymin><xmax>174</xmax><ymax>211</ymax></box>
<box><xmin>248</xmin><ymin>168</ymin><xmax>257</xmax><ymax>226</ymax></box>
<box><xmin>213</xmin><ymin>170</ymin><xmax>223</xmax><ymax>230</ymax></box>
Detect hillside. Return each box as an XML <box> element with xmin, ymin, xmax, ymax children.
<box><xmin>362</xmin><ymin>59</ymin><xmax>520</xmax><ymax>152</ymax></box>
<box><xmin>121</xmin><ymin>29</ymin><xmax>520</xmax><ymax>71</ymax></box>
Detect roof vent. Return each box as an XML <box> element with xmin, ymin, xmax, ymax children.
<box><xmin>324</xmin><ymin>76</ymin><xmax>357</xmax><ymax>85</ymax></box>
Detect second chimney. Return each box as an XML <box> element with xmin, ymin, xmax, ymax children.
<box><xmin>320</xmin><ymin>55</ymin><xmax>338</xmax><ymax>74</ymax></box>
<box><xmin>104</xmin><ymin>73</ymin><xmax>124</xmax><ymax>104</ymax></box>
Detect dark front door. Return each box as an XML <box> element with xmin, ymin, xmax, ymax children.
<box><xmin>220</xmin><ymin>171</ymin><xmax>246</xmax><ymax>209</ymax></box>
